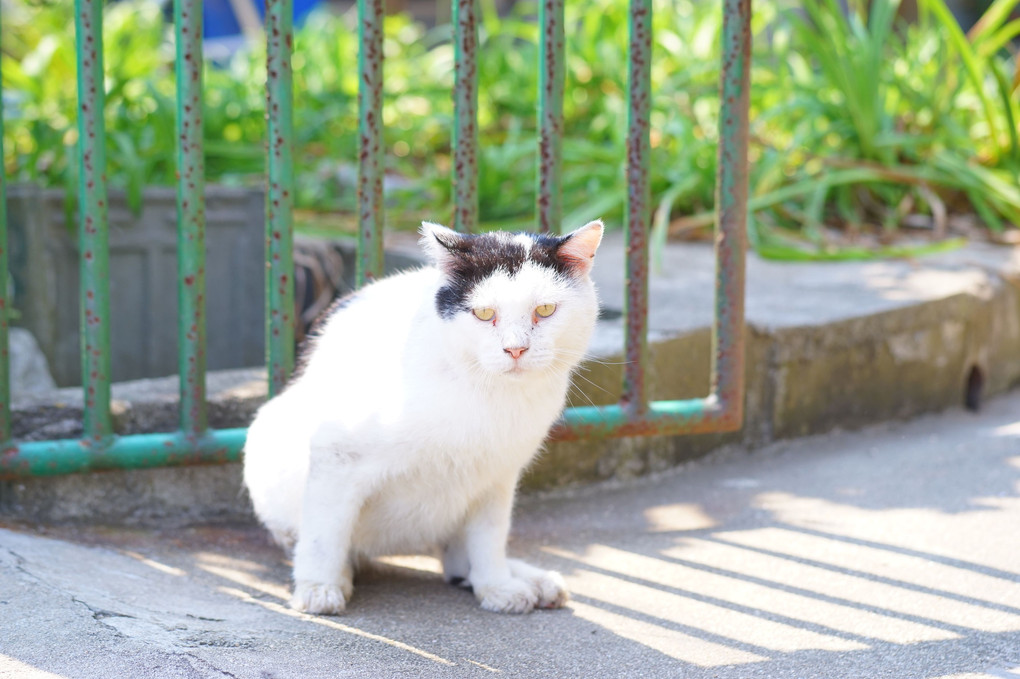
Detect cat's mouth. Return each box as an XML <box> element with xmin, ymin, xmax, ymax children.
<box><xmin>503</xmin><ymin>362</ymin><xmax>531</xmax><ymax>378</ymax></box>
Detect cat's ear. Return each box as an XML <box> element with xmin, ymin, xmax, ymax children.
<box><xmin>557</xmin><ymin>220</ymin><xmax>604</xmax><ymax>277</ymax></box>
<box><xmin>420</xmin><ymin>221</ymin><xmax>467</xmax><ymax>270</ymax></box>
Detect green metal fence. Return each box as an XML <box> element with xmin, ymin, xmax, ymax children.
<box><xmin>0</xmin><ymin>0</ymin><xmax>750</xmax><ymax>478</ymax></box>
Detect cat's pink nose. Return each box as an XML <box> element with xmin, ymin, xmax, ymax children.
<box><xmin>504</xmin><ymin>346</ymin><xmax>528</xmax><ymax>360</ymax></box>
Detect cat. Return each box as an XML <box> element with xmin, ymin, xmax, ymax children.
<box><xmin>242</xmin><ymin>219</ymin><xmax>604</xmax><ymax>615</ymax></box>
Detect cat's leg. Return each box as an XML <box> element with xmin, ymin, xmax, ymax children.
<box><xmin>444</xmin><ymin>532</ymin><xmax>566</xmax><ymax>606</ymax></box>
<box><xmin>441</xmin><ymin>532</ymin><xmax>472</xmax><ymax>587</ymax></box>
<box><xmin>290</xmin><ymin>446</ymin><xmax>366</xmax><ymax>615</ymax></box>
<box><xmin>463</xmin><ymin>480</ymin><xmax>568</xmax><ymax>613</ymax></box>
<box><xmin>463</xmin><ymin>483</ymin><xmax>535</xmax><ymax>613</ymax></box>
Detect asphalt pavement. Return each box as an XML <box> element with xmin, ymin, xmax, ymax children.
<box><xmin>2</xmin><ymin>390</ymin><xmax>1019</xmax><ymax>678</ymax></box>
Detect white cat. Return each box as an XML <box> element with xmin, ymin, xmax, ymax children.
<box><xmin>243</xmin><ymin>219</ymin><xmax>603</xmax><ymax>615</ymax></box>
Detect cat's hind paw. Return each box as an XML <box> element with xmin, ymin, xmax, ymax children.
<box><xmin>475</xmin><ymin>578</ymin><xmax>539</xmax><ymax>614</ymax></box>
<box><xmin>291</xmin><ymin>580</ymin><xmax>351</xmax><ymax>615</ymax></box>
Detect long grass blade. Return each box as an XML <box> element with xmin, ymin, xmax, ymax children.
<box><xmin>920</xmin><ymin>0</ymin><xmax>1002</xmax><ymax>159</ymax></box>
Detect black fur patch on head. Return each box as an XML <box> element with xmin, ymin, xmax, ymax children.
<box><xmin>434</xmin><ymin>231</ymin><xmax>574</xmax><ymax>319</ymax></box>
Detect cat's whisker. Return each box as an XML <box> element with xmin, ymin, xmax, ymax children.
<box><xmin>565</xmin><ymin>382</ymin><xmax>602</xmax><ymax>410</ymax></box>
<box><xmin>524</xmin><ymin>363</ymin><xmax>602</xmax><ymax>410</ymax></box>
<box><xmin>554</xmin><ymin>349</ymin><xmax>633</xmax><ymax>368</ymax></box>
<box><xmin>566</xmin><ymin>370</ymin><xmax>615</xmax><ymax>399</ymax></box>
<box><xmin>531</xmin><ymin>357</ymin><xmax>615</xmax><ymax>401</ymax></box>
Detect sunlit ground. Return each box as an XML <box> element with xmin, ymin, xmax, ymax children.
<box><xmin>2</xmin><ymin>401</ymin><xmax>1018</xmax><ymax>677</ymax></box>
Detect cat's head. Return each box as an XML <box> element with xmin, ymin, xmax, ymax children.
<box><xmin>420</xmin><ymin>220</ymin><xmax>603</xmax><ymax>380</ymax></box>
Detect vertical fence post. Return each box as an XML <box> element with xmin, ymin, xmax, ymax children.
<box><xmin>75</xmin><ymin>0</ymin><xmax>113</xmax><ymax>442</ymax></box>
<box><xmin>357</xmin><ymin>0</ymin><xmax>385</xmax><ymax>285</ymax></box>
<box><xmin>452</xmin><ymin>0</ymin><xmax>479</xmax><ymax>233</ymax></box>
<box><xmin>0</xmin><ymin>7</ymin><xmax>9</xmax><ymax>443</ymax></box>
<box><xmin>265</xmin><ymin>0</ymin><xmax>296</xmax><ymax>397</ymax></box>
<box><xmin>175</xmin><ymin>0</ymin><xmax>207</xmax><ymax>435</ymax></box>
<box><xmin>537</xmin><ymin>0</ymin><xmax>564</xmax><ymax>234</ymax></box>
<box><xmin>621</xmin><ymin>0</ymin><xmax>652</xmax><ymax>417</ymax></box>
<box><xmin>712</xmin><ymin>0</ymin><xmax>750</xmax><ymax>423</ymax></box>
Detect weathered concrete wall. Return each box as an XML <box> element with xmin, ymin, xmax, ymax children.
<box><xmin>7</xmin><ymin>185</ymin><xmax>266</xmax><ymax>386</ymax></box>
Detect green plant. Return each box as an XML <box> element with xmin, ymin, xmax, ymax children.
<box><xmin>741</xmin><ymin>0</ymin><xmax>1020</xmax><ymax>257</ymax></box>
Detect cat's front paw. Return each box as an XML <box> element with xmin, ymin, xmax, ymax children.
<box><xmin>509</xmin><ymin>559</ymin><xmax>569</xmax><ymax>609</ymax></box>
<box><xmin>290</xmin><ymin>580</ymin><xmax>352</xmax><ymax>615</ymax></box>
<box><xmin>528</xmin><ymin>569</ymin><xmax>569</xmax><ymax>609</ymax></box>
<box><xmin>474</xmin><ymin>578</ymin><xmax>539</xmax><ymax>614</ymax></box>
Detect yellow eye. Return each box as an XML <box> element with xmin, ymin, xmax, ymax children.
<box><xmin>535</xmin><ymin>303</ymin><xmax>557</xmax><ymax>318</ymax></box>
<box><xmin>472</xmin><ymin>307</ymin><xmax>496</xmax><ymax>321</ymax></box>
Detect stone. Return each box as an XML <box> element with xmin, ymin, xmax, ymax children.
<box><xmin>9</xmin><ymin>328</ymin><xmax>56</xmax><ymax>394</ymax></box>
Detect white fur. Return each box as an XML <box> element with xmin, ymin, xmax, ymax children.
<box><xmin>243</xmin><ymin>222</ymin><xmax>603</xmax><ymax>615</ymax></box>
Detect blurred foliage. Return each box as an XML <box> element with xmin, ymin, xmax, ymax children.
<box><xmin>2</xmin><ymin>0</ymin><xmax>1018</xmax><ymax>257</ymax></box>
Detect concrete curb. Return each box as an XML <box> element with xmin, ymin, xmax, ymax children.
<box><xmin>3</xmin><ymin>238</ymin><xmax>1019</xmax><ymax>524</ymax></box>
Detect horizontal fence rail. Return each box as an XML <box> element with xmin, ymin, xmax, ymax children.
<box><xmin>0</xmin><ymin>0</ymin><xmax>749</xmax><ymax>478</ymax></box>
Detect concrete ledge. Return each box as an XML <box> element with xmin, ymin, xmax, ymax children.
<box><xmin>4</xmin><ymin>238</ymin><xmax>1019</xmax><ymax>524</ymax></box>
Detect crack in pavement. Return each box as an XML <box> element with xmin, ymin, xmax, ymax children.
<box><xmin>4</xmin><ymin>545</ymin><xmax>135</xmax><ymax>639</ymax></box>
<box><xmin>177</xmin><ymin>652</ymin><xmax>244</xmax><ymax>679</ymax></box>
<box><xmin>71</xmin><ymin>595</ymin><xmax>137</xmax><ymax>636</ymax></box>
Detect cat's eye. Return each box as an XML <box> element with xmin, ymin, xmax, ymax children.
<box><xmin>473</xmin><ymin>307</ymin><xmax>496</xmax><ymax>322</ymax></box>
<box><xmin>535</xmin><ymin>303</ymin><xmax>557</xmax><ymax>319</ymax></box>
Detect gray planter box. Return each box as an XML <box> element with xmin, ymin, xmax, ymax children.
<box><xmin>7</xmin><ymin>184</ymin><xmax>265</xmax><ymax>387</ymax></box>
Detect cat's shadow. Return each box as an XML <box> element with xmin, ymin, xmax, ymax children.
<box><xmin>79</xmin><ymin>523</ymin><xmax>495</xmax><ymax>619</ymax></box>
<box><xmin>350</xmin><ymin>558</ymin><xmax>476</xmax><ymax>612</ymax></box>
<box><xmin>198</xmin><ymin>532</ymin><xmax>495</xmax><ymax>616</ymax></box>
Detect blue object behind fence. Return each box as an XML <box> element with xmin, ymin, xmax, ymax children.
<box><xmin>203</xmin><ymin>0</ymin><xmax>319</xmax><ymax>39</ymax></box>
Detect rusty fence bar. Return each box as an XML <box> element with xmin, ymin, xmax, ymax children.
<box><xmin>265</xmin><ymin>0</ymin><xmax>296</xmax><ymax>397</ymax></box>
<box><xmin>175</xmin><ymin>0</ymin><xmax>208</xmax><ymax>436</ymax></box>
<box><xmin>710</xmin><ymin>0</ymin><xmax>751</xmax><ymax>429</ymax></box>
<box><xmin>620</xmin><ymin>0</ymin><xmax>653</xmax><ymax>418</ymax></box>
<box><xmin>452</xmin><ymin>0</ymin><xmax>479</xmax><ymax>233</ymax></box>
<box><xmin>536</xmin><ymin>0</ymin><xmax>565</xmax><ymax>234</ymax></box>
<box><xmin>0</xmin><ymin>0</ymin><xmax>748</xmax><ymax>478</ymax></box>
<box><xmin>0</xmin><ymin>6</ymin><xmax>8</xmax><ymax>443</ymax></box>
<box><xmin>75</xmin><ymin>0</ymin><xmax>114</xmax><ymax>443</ymax></box>
<box><xmin>357</xmin><ymin>0</ymin><xmax>385</xmax><ymax>284</ymax></box>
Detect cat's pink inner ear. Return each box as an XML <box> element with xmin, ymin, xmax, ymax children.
<box><xmin>559</xmin><ymin>220</ymin><xmax>604</xmax><ymax>276</ymax></box>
